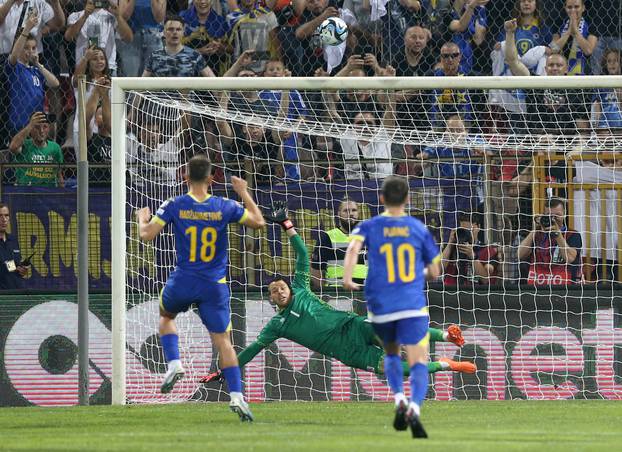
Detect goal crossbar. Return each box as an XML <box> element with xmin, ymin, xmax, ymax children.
<box><xmin>112</xmin><ymin>75</ymin><xmax>622</xmax><ymax>92</ymax></box>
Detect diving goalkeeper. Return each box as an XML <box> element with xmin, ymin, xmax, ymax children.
<box><xmin>202</xmin><ymin>202</ymin><xmax>475</xmax><ymax>385</ymax></box>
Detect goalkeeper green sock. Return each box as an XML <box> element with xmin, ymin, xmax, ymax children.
<box><xmin>427</xmin><ymin>362</ymin><xmax>444</xmax><ymax>374</ymax></box>
<box><xmin>377</xmin><ymin>357</ymin><xmax>448</xmax><ymax>377</ymax></box>
<box><xmin>400</xmin><ymin>361</ymin><xmax>445</xmax><ymax>376</ymax></box>
<box><xmin>428</xmin><ymin>327</ymin><xmax>444</xmax><ymax>342</ymax></box>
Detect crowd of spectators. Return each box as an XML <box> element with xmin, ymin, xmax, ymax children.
<box><xmin>0</xmin><ymin>0</ymin><xmax>619</xmax><ymax>284</ymax></box>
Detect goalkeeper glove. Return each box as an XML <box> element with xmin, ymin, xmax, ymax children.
<box><xmin>200</xmin><ymin>370</ymin><xmax>224</xmax><ymax>385</ymax></box>
<box><xmin>266</xmin><ymin>201</ymin><xmax>294</xmax><ymax>231</ymax></box>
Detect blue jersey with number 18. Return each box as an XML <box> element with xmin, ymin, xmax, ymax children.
<box><xmin>152</xmin><ymin>193</ymin><xmax>247</xmax><ymax>281</ymax></box>
<box><xmin>350</xmin><ymin>213</ymin><xmax>440</xmax><ymax>321</ymax></box>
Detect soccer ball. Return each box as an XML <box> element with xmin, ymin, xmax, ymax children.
<box><xmin>317</xmin><ymin>17</ymin><xmax>348</xmax><ymax>46</ymax></box>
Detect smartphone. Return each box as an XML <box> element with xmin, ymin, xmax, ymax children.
<box><xmin>88</xmin><ymin>36</ymin><xmax>98</xmax><ymax>48</ymax></box>
<box><xmin>93</xmin><ymin>0</ymin><xmax>108</xmax><ymax>8</ymax></box>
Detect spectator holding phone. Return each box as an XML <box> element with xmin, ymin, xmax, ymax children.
<box><xmin>6</xmin><ymin>10</ymin><xmax>59</xmax><ymax>135</ymax></box>
<box><xmin>295</xmin><ymin>0</ymin><xmax>340</xmax><ymax>76</ymax></box>
<box><xmin>85</xmin><ymin>77</ymin><xmax>111</xmax><ymax>184</ymax></box>
<box><xmin>0</xmin><ymin>203</ymin><xmax>29</xmax><ymax>289</ymax></box>
<box><xmin>9</xmin><ymin>111</ymin><xmax>64</xmax><ymax>186</ymax></box>
<box><xmin>65</xmin><ymin>0</ymin><xmax>133</xmax><ymax>74</ymax></box>
<box><xmin>326</xmin><ymin>53</ymin><xmax>384</xmax><ymax>124</ymax></box>
<box><xmin>0</xmin><ymin>0</ymin><xmax>65</xmax><ymax>58</ymax></box>
<box><xmin>518</xmin><ymin>197</ymin><xmax>582</xmax><ymax>286</ymax></box>
<box><xmin>71</xmin><ymin>46</ymin><xmax>110</xmax><ymax>153</ymax></box>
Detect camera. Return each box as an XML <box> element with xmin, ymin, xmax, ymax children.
<box><xmin>539</xmin><ymin>215</ymin><xmax>555</xmax><ymax>229</ymax></box>
<box><xmin>43</xmin><ymin>113</ymin><xmax>56</xmax><ymax>123</ymax></box>
<box><xmin>456</xmin><ymin>227</ymin><xmax>472</xmax><ymax>244</ymax></box>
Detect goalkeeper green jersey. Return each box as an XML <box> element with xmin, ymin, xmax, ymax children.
<box><xmin>238</xmin><ymin>233</ymin><xmax>366</xmax><ymax>368</ymax></box>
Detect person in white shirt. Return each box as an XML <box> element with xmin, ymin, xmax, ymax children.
<box><xmin>0</xmin><ymin>0</ymin><xmax>64</xmax><ymax>57</ymax></box>
<box><xmin>64</xmin><ymin>0</ymin><xmax>133</xmax><ymax>74</ymax></box>
<box><xmin>126</xmin><ymin>120</ymin><xmax>181</xmax><ymax>189</ymax></box>
<box><xmin>326</xmin><ymin>65</ymin><xmax>397</xmax><ymax>180</ymax></box>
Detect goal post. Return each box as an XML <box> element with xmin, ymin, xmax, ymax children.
<box><xmin>111</xmin><ymin>75</ymin><xmax>622</xmax><ymax>405</ymax></box>
<box><xmin>111</xmin><ymin>81</ymin><xmax>127</xmax><ymax>405</ymax></box>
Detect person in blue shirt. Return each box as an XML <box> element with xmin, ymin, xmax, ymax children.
<box><xmin>136</xmin><ymin>155</ymin><xmax>265</xmax><ymax>421</ymax></box>
<box><xmin>592</xmin><ymin>49</ymin><xmax>622</xmax><ymax>129</ymax></box>
<box><xmin>143</xmin><ymin>16</ymin><xmax>216</xmax><ymax>77</ymax></box>
<box><xmin>418</xmin><ymin>115</ymin><xmax>485</xmax><ymax>180</ymax></box>
<box><xmin>550</xmin><ymin>0</ymin><xmax>598</xmax><ymax>75</ymax></box>
<box><xmin>449</xmin><ymin>0</ymin><xmax>488</xmax><ymax>74</ymax></box>
<box><xmin>6</xmin><ymin>10</ymin><xmax>59</xmax><ymax>135</ymax></box>
<box><xmin>496</xmin><ymin>0</ymin><xmax>552</xmax><ymax>57</ymax></box>
<box><xmin>417</xmin><ymin>115</ymin><xmax>486</xmax><ymax>237</ymax></box>
<box><xmin>260</xmin><ymin>59</ymin><xmax>308</xmax><ymax>180</ymax></box>
<box><xmin>181</xmin><ymin>0</ymin><xmax>231</xmax><ymax>75</ymax></box>
<box><xmin>428</xmin><ymin>42</ymin><xmax>473</xmax><ymax>128</ymax></box>
<box><xmin>117</xmin><ymin>0</ymin><xmax>165</xmax><ymax>76</ymax></box>
<box><xmin>343</xmin><ymin>176</ymin><xmax>441</xmax><ymax>439</ymax></box>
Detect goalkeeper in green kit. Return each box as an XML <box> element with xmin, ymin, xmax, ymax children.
<box><xmin>202</xmin><ymin>202</ymin><xmax>475</xmax><ymax>384</ymax></box>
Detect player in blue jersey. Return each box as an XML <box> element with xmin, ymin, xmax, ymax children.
<box><xmin>343</xmin><ymin>176</ymin><xmax>441</xmax><ymax>439</ymax></box>
<box><xmin>136</xmin><ymin>155</ymin><xmax>265</xmax><ymax>421</ymax></box>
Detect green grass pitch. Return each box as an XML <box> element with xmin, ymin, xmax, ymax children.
<box><xmin>0</xmin><ymin>401</ymin><xmax>620</xmax><ymax>451</ymax></box>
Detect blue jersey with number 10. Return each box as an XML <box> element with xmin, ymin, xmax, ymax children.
<box><xmin>152</xmin><ymin>193</ymin><xmax>247</xmax><ymax>281</ymax></box>
<box><xmin>351</xmin><ymin>213</ymin><xmax>440</xmax><ymax>321</ymax></box>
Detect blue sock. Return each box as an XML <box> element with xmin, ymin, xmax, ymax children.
<box><xmin>222</xmin><ymin>366</ymin><xmax>242</xmax><ymax>393</ymax></box>
<box><xmin>384</xmin><ymin>354</ymin><xmax>404</xmax><ymax>395</ymax></box>
<box><xmin>160</xmin><ymin>334</ymin><xmax>180</xmax><ymax>362</ymax></box>
<box><xmin>409</xmin><ymin>363</ymin><xmax>429</xmax><ymax>407</ymax></box>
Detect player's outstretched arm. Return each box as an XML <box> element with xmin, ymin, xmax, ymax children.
<box><xmin>265</xmin><ymin>200</ymin><xmax>297</xmax><ymax>237</ymax></box>
<box><xmin>429</xmin><ymin>325</ymin><xmax>465</xmax><ymax>347</ymax></box>
<box><xmin>136</xmin><ymin>207</ymin><xmax>165</xmax><ymax>241</ymax></box>
<box><xmin>201</xmin><ymin>318</ymin><xmax>281</xmax><ymax>384</ymax></box>
<box><xmin>231</xmin><ymin>176</ymin><xmax>266</xmax><ymax>229</ymax></box>
<box><xmin>266</xmin><ymin>201</ymin><xmax>311</xmax><ymax>288</ymax></box>
<box><xmin>201</xmin><ymin>341</ymin><xmax>266</xmax><ymax>384</ymax></box>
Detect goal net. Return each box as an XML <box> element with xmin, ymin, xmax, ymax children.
<box><xmin>111</xmin><ymin>76</ymin><xmax>622</xmax><ymax>404</ymax></box>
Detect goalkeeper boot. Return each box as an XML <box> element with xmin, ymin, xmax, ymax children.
<box><xmin>406</xmin><ymin>409</ymin><xmax>428</xmax><ymax>439</ymax></box>
<box><xmin>439</xmin><ymin>358</ymin><xmax>477</xmax><ymax>374</ymax></box>
<box><xmin>393</xmin><ymin>399</ymin><xmax>408</xmax><ymax>431</ymax></box>
<box><xmin>229</xmin><ymin>396</ymin><xmax>254</xmax><ymax>422</ymax></box>
<box><xmin>447</xmin><ymin>324</ymin><xmax>465</xmax><ymax>347</ymax></box>
<box><xmin>160</xmin><ymin>360</ymin><xmax>185</xmax><ymax>394</ymax></box>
